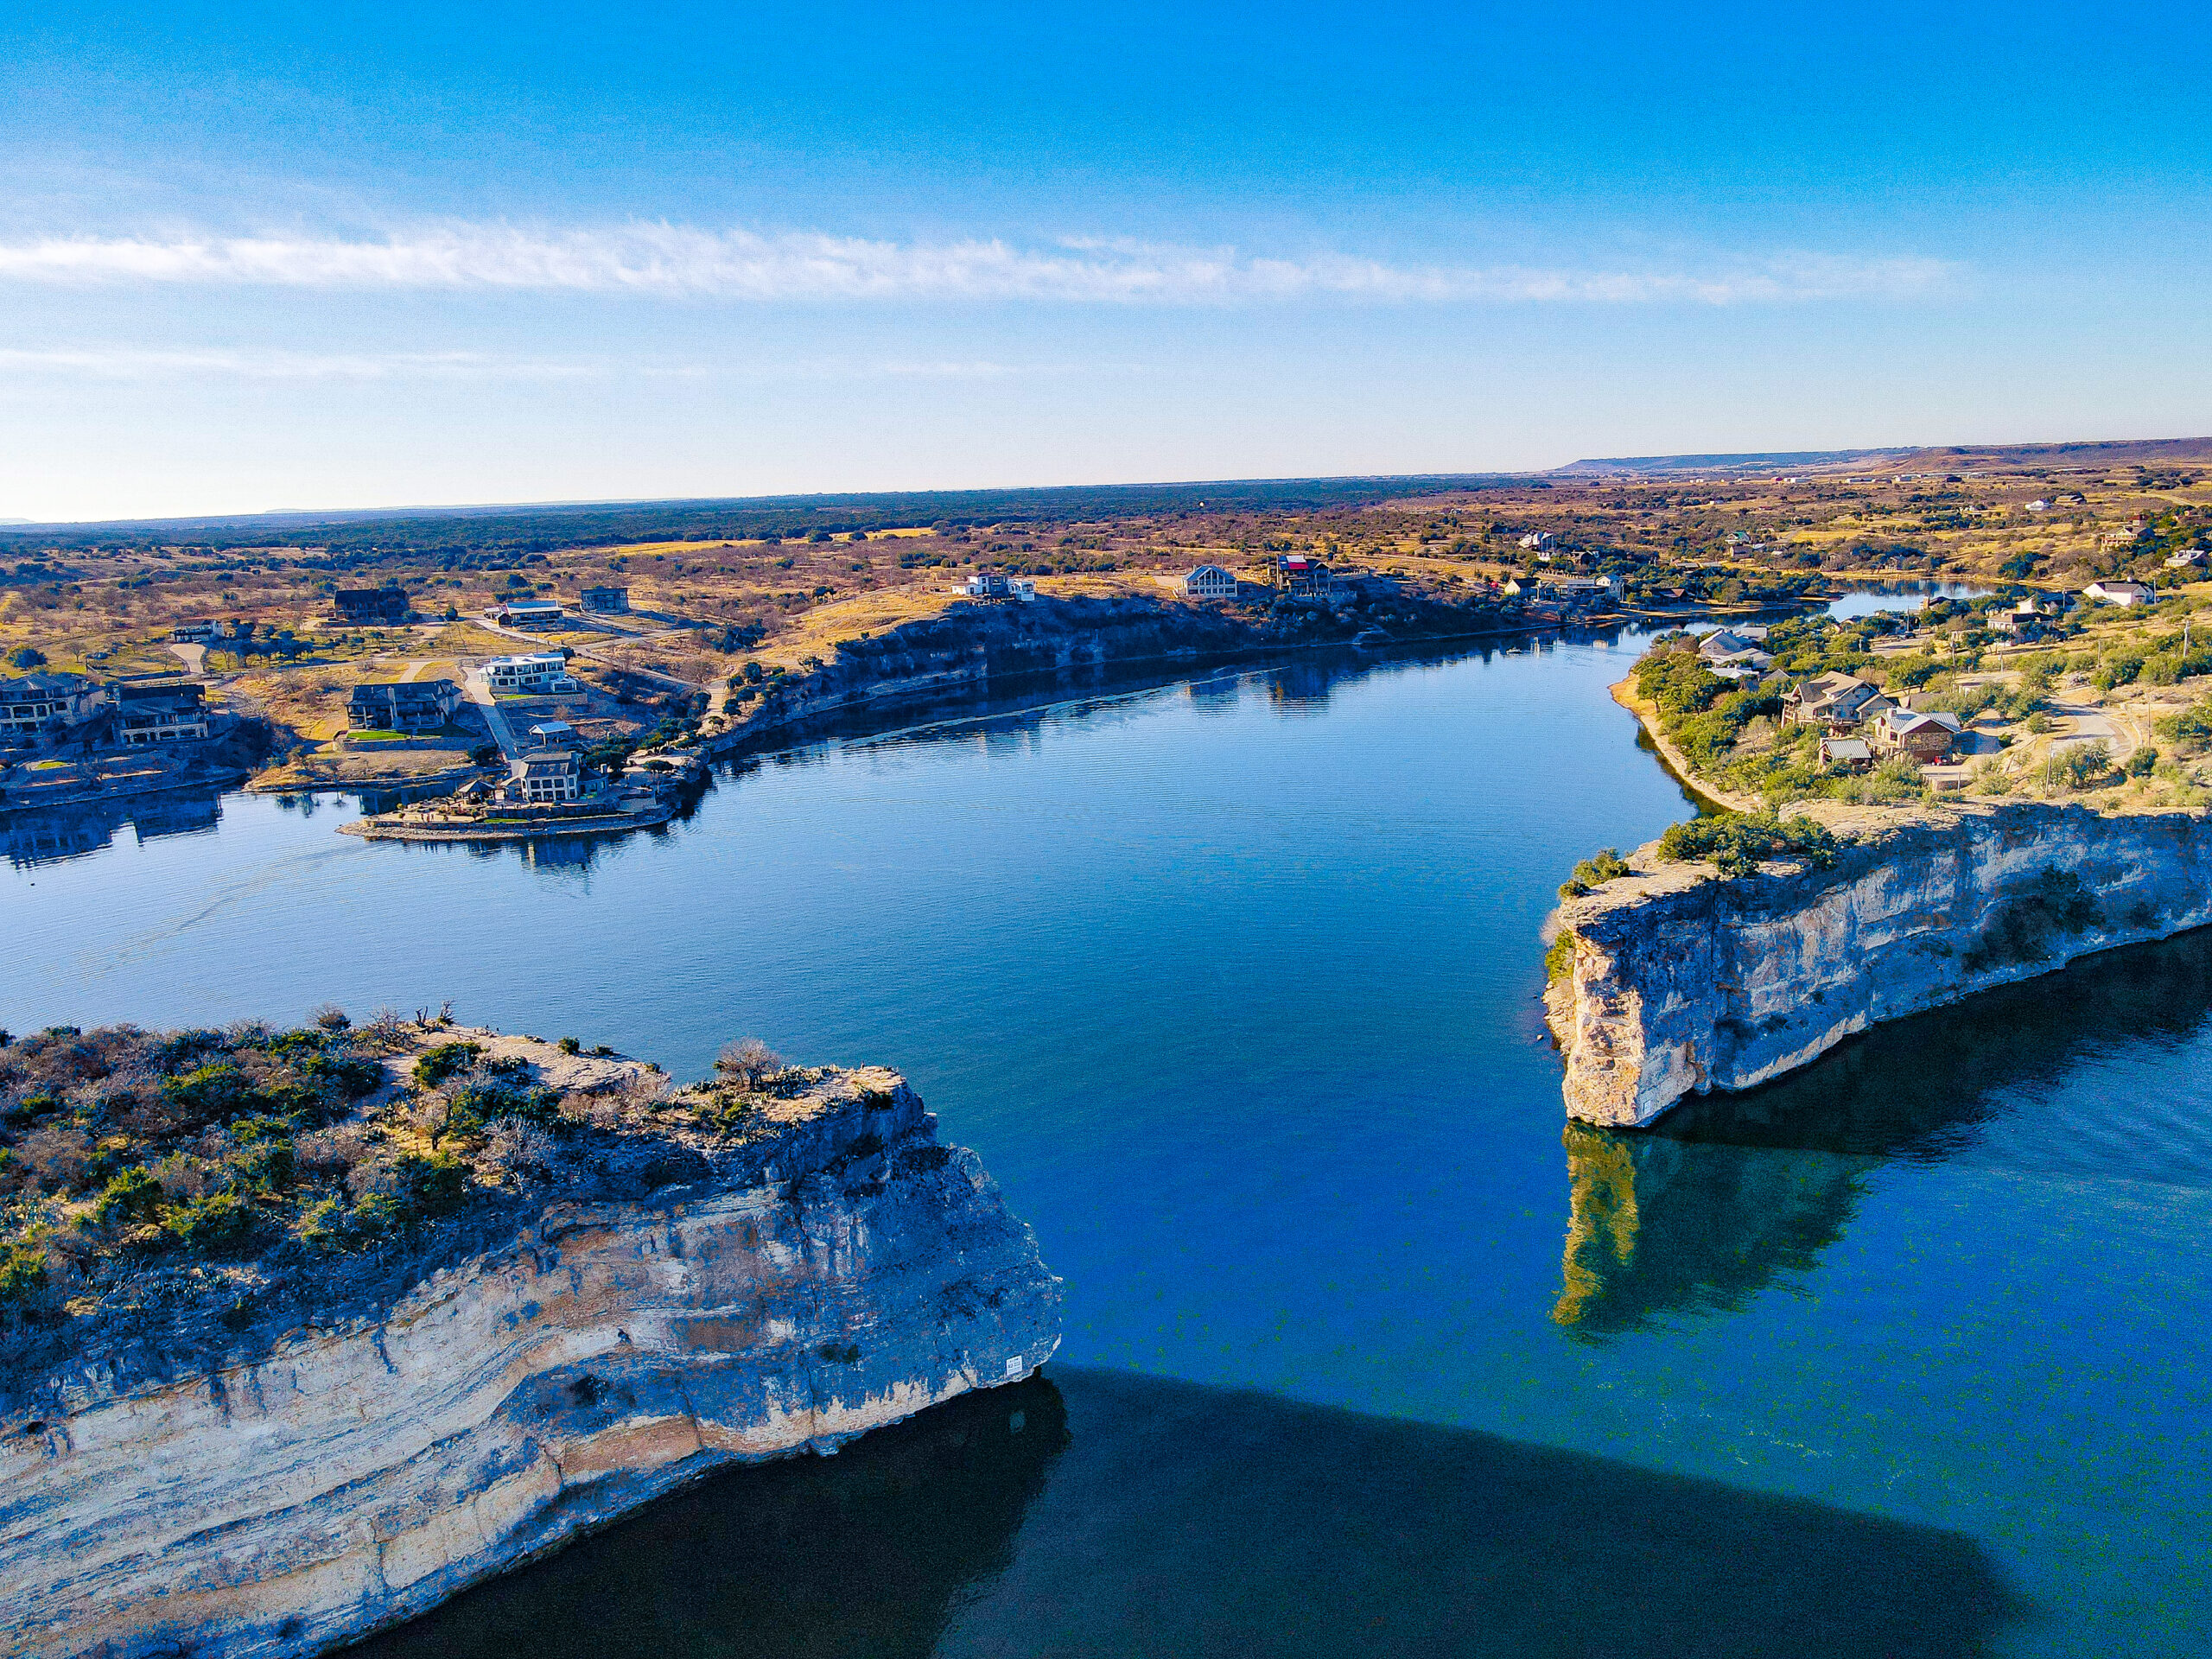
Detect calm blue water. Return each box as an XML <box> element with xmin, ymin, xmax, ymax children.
<box><xmin>6</xmin><ymin>632</ymin><xmax>2208</xmax><ymax>1657</ymax></box>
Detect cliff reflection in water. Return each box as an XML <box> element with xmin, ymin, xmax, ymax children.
<box><xmin>1555</xmin><ymin>926</ymin><xmax>2212</xmax><ymax>1338</ymax></box>
<box><xmin>363</xmin><ymin>1369</ymin><xmax>2015</xmax><ymax>1659</ymax></box>
<box><xmin>3</xmin><ymin>787</ymin><xmax>226</xmax><ymax>868</ymax></box>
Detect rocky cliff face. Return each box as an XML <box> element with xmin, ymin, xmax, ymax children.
<box><xmin>1549</xmin><ymin>801</ymin><xmax>2212</xmax><ymax>1126</ymax></box>
<box><xmin>1</xmin><ymin>1067</ymin><xmax>1059</xmax><ymax>1659</ymax></box>
<box><xmin>717</xmin><ymin>590</ymin><xmax>1506</xmax><ymax>747</ymax></box>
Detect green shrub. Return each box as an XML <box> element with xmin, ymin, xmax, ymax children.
<box><xmin>1545</xmin><ymin>931</ymin><xmax>1578</xmax><ymax>984</ymax></box>
<box><xmin>162</xmin><ymin>1192</ymin><xmax>254</xmax><ymax>1250</ymax></box>
<box><xmin>0</xmin><ymin>1235</ymin><xmax>46</xmax><ymax>1302</ymax></box>
<box><xmin>413</xmin><ymin>1042</ymin><xmax>482</xmax><ymax>1089</ymax></box>
<box><xmin>1558</xmin><ymin>849</ymin><xmax>1631</xmax><ymax>899</ymax></box>
<box><xmin>94</xmin><ymin>1166</ymin><xmax>162</xmax><ymax>1223</ymax></box>
<box><xmin>1656</xmin><ymin>811</ymin><xmax>1842</xmax><ymax>879</ymax></box>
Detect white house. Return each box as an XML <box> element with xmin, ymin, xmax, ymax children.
<box><xmin>486</xmin><ymin>599</ymin><xmax>566</xmax><ymax>627</ymax></box>
<box><xmin>2083</xmin><ymin>580</ymin><xmax>2156</xmax><ymax>608</ymax></box>
<box><xmin>483</xmin><ymin>653</ymin><xmax>580</xmax><ymax>694</ymax></box>
<box><xmin>2165</xmin><ymin>549</ymin><xmax>2208</xmax><ymax>571</ymax></box>
<box><xmin>1183</xmin><ymin>564</ymin><xmax>1237</xmax><ymax>601</ymax></box>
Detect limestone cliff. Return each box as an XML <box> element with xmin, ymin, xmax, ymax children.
<box><xmin>1548</xmin><ymin>801</ymin><xmax>2212</xmax><ymax>1126</ymax></box>
<box><xmin>0</xmin><ymin>1061</ymin><xmax>1059</xmax><ymax>1659</ymax></box>
<box><xmin>715</xmin><ymin>590</ymin><xmax>1507</xmax><ymax>748</ymax></box>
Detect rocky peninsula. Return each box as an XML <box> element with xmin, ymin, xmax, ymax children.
<box><xmin>1547</xmin><ymin>800</ymin><xmax>2212</xmax><ymax>1126</ymax></box>
<box><xmin>0</xmin><ymin>1019</ymin><xmax>1058</xmax><ymax>1658</ymax></box>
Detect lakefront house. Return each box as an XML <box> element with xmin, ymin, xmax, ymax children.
<box><xmin>1183</xmin><ymin>564</ymin><xmax>1238</xmax><ymax>601</ymax></box>
<box><xmin>0</xmin><ymin>672</ymin><xmax>103</xmax><ymax>740</ymax></box>
<box><xmin>113</xmin><ymin>682</ymin><xmax>210</xmax><ymax>746</ymax></box>
<box><xmin>346</xmin><ymin>679</ymin><xmax>464</xmax><ymax>733</ymax></box>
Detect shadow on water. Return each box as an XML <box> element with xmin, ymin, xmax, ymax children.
<box><xmin>1554</xmin><ymin>927</ymin><xmax>2212</xmax><ymax>1340</ymax></box>
<box><xmin>361</xmin><ymin>1369</ymin><xmax>2019</xmax><ymax>1659</ymax></box>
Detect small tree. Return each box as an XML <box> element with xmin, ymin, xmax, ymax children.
<box><xmin>715</xmin><ymin>1038</ymin><xmax>786</xmax><ymax>1090</ymax></box>
<box><xmin>6</xmin><ymin>646</ymin><xmax>45</xmax><ymax>670</ymax></box>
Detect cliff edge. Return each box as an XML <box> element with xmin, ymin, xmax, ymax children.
<box><xmin>0</xmin><ymin>1025</ymin><xmax>1059</xmax><ymax>1658</ymax></box>
<box><xmin>1548</xmin><ymin>800</ymin><xmax>2212</xmax><ymax>1125</ymax></box>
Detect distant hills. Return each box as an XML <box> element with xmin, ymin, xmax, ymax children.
<box><xmin>1554</xmin><ymin>436</ymin><xmax>2212</xmax><ymax>477</ymax></box>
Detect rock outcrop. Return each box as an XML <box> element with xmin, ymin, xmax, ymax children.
<box><xmin>1548</xmin><ymin>801</ymin><xmax>2212</xmax><ymax>1126</ymax></box>
<box><xmin>1</xmin><ymin>1062</ymin><xmax>1059</xmax><ymax>1659</ymax></box>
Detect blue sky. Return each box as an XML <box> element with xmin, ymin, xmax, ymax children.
<box><xmin>3</xmin><ymin>1</ymin><xmax>2209</xmax><ymax>520</ymax></box>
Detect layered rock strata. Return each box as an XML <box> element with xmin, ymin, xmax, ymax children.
<box><xmin>1</xmin><ymin>1065</ymin><xmax>1059</xmax><ymax>1658</ymax></box>
<box><xmin>1548</xmin><ymin>801</ymin><xmax>2212</xmax><ymax>1126</ymax></box>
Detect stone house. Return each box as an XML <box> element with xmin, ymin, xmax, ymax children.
<box><xmin>346</xmin><ymin>679</ymin><xmax>463</xmax><ymax>733</ymax></box>
<box><xmin>497</xmin><ymin>747</ymin><xmax>582</xmax><ymax>806</ymax></box>
<box><xmin>578</xmin><ymin>586</ymin><xmax>630</xmax><ymax>613</ymax></box>
<box><xmin>1870</xmin><ymin>706</ymin><xmax>1962</xmax><ymax>764</ymax></box>
<box><xmin>114</xmin><ymin>682</ymin><xmax>210</xmax><ymax>746</ymax></box>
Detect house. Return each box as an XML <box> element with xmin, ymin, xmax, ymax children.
<box><xmin>1707</xmin><ymin>649</ymin><xmax>1776</xmax><ymax>679</ymax></box>
<box><xmin>1783</xmin><ymin>671</ymin><xmax>1892</xmax><ymax>731</ymax></box>
<box><xmin>578</xmin><ymin>585</ymin><xmax>630</xmax><ymax>613</ymax></box>
<box><xmin>1276</xmin><ymin>555</ymin><xmax>1332</xmax><ymax>597</ymax></box>
<box><xmin>1871</xmin><ymin>706</ymin><xmax>1962</xmax><ymax>764</ymax></box>
<box><xmin>1549</xmin><ymin>575</ymin><xmax>1621</xmax><ymax>606</ymax></box>
<box><xmin>0</xmin><ymin>672</ymin><xmax>101</xmax><ymax>739</ymax></box>
<box><xmin>486</xmin><ymin>599</ymin><xmax>566</xmax><ymax>627</ymax></box>
<box><xmin>963</xmin><ymin>571</ymin><xmax>1014</xmax><ymax>600</ymax></box>
<box><xmin>169</xmin><ymin>621</ymin><xmax>219</xmax><ymax>643</ymax></box>
<box><xmin>1819</xmin><ymin>734</ymin><xmax>1874</xmax><ymax>770</ymax></box>
<box><xmin>113</xmin><ymin>682</ymin><xmax>209</xmax><ymax>745</ymax></box>
<box><xmin>346</xmin><ymin>678</ymin><xmax>463</xmax><ymax>733</ymax></box>
<box><xmin>1993</xmin><ymin>602</ymin><xmax>2048</xmax><ymax>638</ymax></box>
<box><xmin>482</xmin><ymin>653</ymin><xmax>580</xmax><ymax>694</ymax></box>
<box><xmin>1183</xmin><ymin>564</ymin><xmax>1238</xmax><ymax>601</ymax></box>
<box><xmin>2025</xmin><ymin>499</ymin><xmax>2050</xmax><ymax>512</ymax></box>
<box><xmin>2082</xmin><ymin>580</ymin><xmax>2155</xmax><ymax>607</ymax></box>
<box><xmin>1517</xmin><ymin>531</ymin><xmax>1555</xmax><ymax>552</ymax></box>
<box><xmin>333</xmin><ymin>588</ymin><xmax>410</xmax><ymax>626</ymax></box>
<box><xmin>497</xmin><ymin>747</ymin><xmax>582</xmax><ymax>806</ymax></box>
<box><xmin>1697</xmin><ymin>628</ymin><xmax>1755</xmax><ymax>659</ymax></box>
<box><xmin>2166</xmin><ymin>549</ymin><xmax>2208</xmax><ymax>571</ymax></box>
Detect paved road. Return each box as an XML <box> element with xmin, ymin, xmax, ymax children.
<box><xmin>462</xmin><ymin>671</ymin><xmax>523</xmax><ymax>760</ymax></box>
<box><xmin>2048</xmin><ymin>701</ymin><xmax>2133</xmax><ymax>761</ymax></box>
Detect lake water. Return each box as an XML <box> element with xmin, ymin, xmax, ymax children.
<box><xmin>5</xmin><ymin>623</ymin><xmax>2207</xmax><ymax>1658</ymax></box>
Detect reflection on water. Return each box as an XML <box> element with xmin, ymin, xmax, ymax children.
<box><xmin>365</xmin><ymin>1370</ymin><xmax>2018</xmax><ymax>1659</ymax></box>
<box><xmin>1556</xmin><ymin>929</ymin><xmax>2212</xmax><ymax>1338</ymax></box>
<box><xmin>3</xmin><ymin>786</ymin><xmax>226</xmax><ymax>868</ymax></box>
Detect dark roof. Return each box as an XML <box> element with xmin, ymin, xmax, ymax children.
<box><xmin>114</xmin><ymin>681</ymin><xmax>204</xmax><ymax>706</ymax></box>
<box><xmin>349</xmin><ymin>678</ymin><xmax>457</xmax><ymax>705</ymax></box>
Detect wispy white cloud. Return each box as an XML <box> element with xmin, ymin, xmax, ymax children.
<box><xmin>0</xmin><ymin>346</ymin><xmax>595</xmax><ymax>380</ymax></box>
<box><xmin>0</xmin><ymin>224</ymin><xmax>1961</xmax><ymax>305</ymax></box>
<box><xmin>0</xmin><ymin>346</ymin><xmax>1137</xmax><ymax>384</ymax></box>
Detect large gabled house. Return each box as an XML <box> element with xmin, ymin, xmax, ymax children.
<box><xmin>0</xmin><ymin>672</ymin><xmax>102</xmax><ymax>740</ymax></box>
<box><xmin>346</xmin><ymin>678</ymin><xmax>463</xmax><ymax>733</ymax></box>
<box><xmin>333</xmin><ymin>588</ymin><xmax>410</xmax><ymax>625</ymax></box>
<box><xmin>113</xmin><ymin>682</ymin><xmax>210</xmax><ymax>746</ymax></box>
<box><xmin>1783</xmin><ymin>671</ymin><xmax>1892</xmax><ymax>731</ymax></box>
<box><xmin>2082</xmin><ymin>580</ymin><xmax>2155</xmax><ymax>608</ymax></box>
<box><xmin>1870</xmin><ymin>705</ymin><xmax>1963</xmax><ymax>764</ymax></box>
<box><xmin>496</xmin><ymin>747</ymin><xmax>582</xmax><ymax>806</ymax></box>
